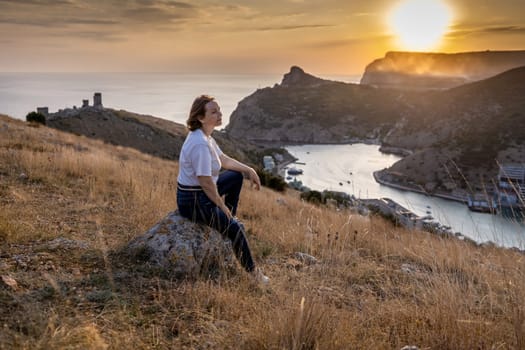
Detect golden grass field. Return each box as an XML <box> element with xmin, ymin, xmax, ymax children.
<box><xmin>1</xmin><ymin>114</ymin><xmax>525</xmax><ymax>349</ymax></box>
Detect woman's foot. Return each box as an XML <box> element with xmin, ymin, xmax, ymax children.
<box><xmin>252</xmin><ymin>268</ymin><xmax>269</xmax><ymax>285</ymax></box>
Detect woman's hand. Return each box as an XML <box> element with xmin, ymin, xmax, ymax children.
<box><xmin>246</xmin><ymin>167</ymin><xmax>261</xmax><ymax>190</ymax></box>
<box><xmin>220</xmin><ymin>204</ymin><xmax>233</xmax><ymax>220</ymax></box>
<box><xmin>198</xmin><ymin>175</ymin><xmax>232</xmax><ymax>219</ymax></box>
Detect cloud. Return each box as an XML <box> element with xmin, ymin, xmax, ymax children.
<box><xmin>253</xmin><ymin>24</ymin><xmax>334</xmax><ymax>32</ymax></box>
<box><xmin>448</xmin><ymin>25</ymin><xmax>525</xmax><ymax>38</ymax></box>
<box><xmin>481</xmin><ymin>26</ymin><xmax>525</xmax><ymax>33</ymax></box>
<box><xmin>305</xmin><ymin>35</ymin><xmax>390</xmax><ymax>49</ymax></box>
<box><xmin>0</xmin><ymin>0</ymin><xmax>198</xmax><ymax>35</ymax></box>
<box><xmin>0</xmin><ymin>16</ymin><xmax>118</xmax><ymax>27</ymax></box>
<box><xmin>122</xmin><ymin>6</ymin><xmax>191</xmax><ymax>23</ymax></box>
<box><xmin>63</xmin><ymin>30</ymin><xmax>124</xmax><ymax>42</ymax></box>
<box><xmin>0</xmin><ymin>0</ymin><xmax>74</xmax><ymax>4</ymax></box>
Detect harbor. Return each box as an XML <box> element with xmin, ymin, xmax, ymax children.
<box><xmin>266</xmin><ymin>143</ymin><xmax>525</xmax><ymax>249</ymax></box>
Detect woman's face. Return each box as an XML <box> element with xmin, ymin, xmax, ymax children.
<box><xmin>199</xmin><ymin>101</ymin><xmax>222</xmax><ymax>129</ymax></box>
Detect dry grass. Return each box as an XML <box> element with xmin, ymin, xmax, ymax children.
<box><xmin>1</xmin><ymin>114</ymin><xmax>525</xmax><ymax>349</ymax></box>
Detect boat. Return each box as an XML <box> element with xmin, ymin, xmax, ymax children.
<box><xmin>287</xmin><ymin>167</ymin><xmax>303</xmax><ymax>175</ymax></box>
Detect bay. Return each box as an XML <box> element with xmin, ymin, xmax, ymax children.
<box><xmin>285</xmin><ymin>144</ymin><xmax>525</xmax><ymax>250</ymax></box>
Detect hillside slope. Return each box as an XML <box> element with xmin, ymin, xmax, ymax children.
<box><xmin>46</xmin><ymin>107</ymin><xmax>266</xmax><ymax>167</ymax></box>
<box><xmin>382</xmin><ymin>67</ymin><xmax>525</xmax><ymax>193</ymax></box>
<box><xmin>1</xmin><ymin>114</ymin><xmax>525</xmax><ymax>348</ymax></box>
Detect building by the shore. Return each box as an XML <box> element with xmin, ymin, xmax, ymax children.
<box><xmin>496</xmin><ymin>164</ymin><xmax>525</xmax><ymax>219</ymax></box>
<box><xmin>263</xmin><ymin>155</ymin><xmax>276</xmax><ymax>173</ymax></box>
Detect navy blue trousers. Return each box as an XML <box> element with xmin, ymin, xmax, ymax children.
<box><xmin>177</xmin><ymin>170</ymin><xmax>255</xmax><ymax>272</ymax></box>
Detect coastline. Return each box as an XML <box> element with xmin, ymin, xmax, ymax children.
<box><xmin>372</xmin><ymin>170</ymin><xmax>468</xmax><ymax>204</ymax></box>
<box><xmin>252</xmin><ymin>138</ymin><xmax>381</xmax><ymax>148</ymax></box>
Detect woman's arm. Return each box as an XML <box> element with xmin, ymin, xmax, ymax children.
<box><xmin>198</xmin><ymin>175</ymin><xmax>232</xmax><ymax>219</ymax></box>
<box><xmin>220</xmin><ymin>154</ymin><xmax>261</xmax><ymax>190</ymax></box>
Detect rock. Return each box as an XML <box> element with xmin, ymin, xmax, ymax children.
<box><xmin>401</xmin><ymin>263</ymin><xmax>418</xmax><ymax>274</ymax></box>
<box><xmin>126</xmin><ymin>211</ymin><xmax>236</xmax><ymax>279</ymax></box>
<box><xmin>1</xmin><ymin>275</ymin><xmax>19</xmax><ymax>290</ymax></box>
<box><xmin>400</xmin><ymin>346</ymin><xmax>420</xmax><ymax>350</ymax></box>
<box><xmin>45</xmin><ymin>237</ymin><xmax>89</xmax><ymax>250</ymax></box>
<box><xmin>276</xmin><ymin>198</ymin><xmax>287</xmax><ymax>206</ymax></box>
<box><xmin>294</xmin><ymin>252</ymin><xmax>318</xmax><ymax>265</ymax></box>
<box><xmin>281</xmin><ymin>66</ymin><xmax>325</xmax><ymax>87</ymax></box>
<box><xmin>18</xmin><ymin>173</ymin><xmax>28</xmax><ymax>181</ymax></box>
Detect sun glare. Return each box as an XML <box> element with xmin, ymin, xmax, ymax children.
<box><xmin>389</xmin><ymin>0</ymin><xmax>452</xmax><ymax>51</ymax></box>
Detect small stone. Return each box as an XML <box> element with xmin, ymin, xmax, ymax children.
<box><xmin>400</xmin><ymin>346</ymin><xmax>420</xmax><ymax>350</ymax></box>
<box><xmin>401</xmin><ymin>263</ymin><xmax>418</xmax><ymax>274</ymax></box>
<box><xmin>18</xmin><ymin>173</ymin><xmax>28</xmax><ymax>181</ymax></box>
<box><xmin>1</xmin><ymin>275</ymin><xmax>18</xmax><ymax>290</ymax></box>
<box><xmin>276</xmin><ymin>198</ymin><xmax>287</xmax><ymax>206</ymax></box>
<box><xmin>294</xmin><ymin>252</ymin><xmax>318</xmax><ymax>265</ymax></box>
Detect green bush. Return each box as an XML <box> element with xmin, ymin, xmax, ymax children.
<box><xmin>256</xmin><ymin>169</ymin><xmax>287</xmax><ymax>192</ymax></box>
<box><xmin>26</xmin><ymin>111</ymin><xmax>46</xmax><ymax>125</ymax></box>
<box><xmin>300</xmin><ymin>190</ymin><xmax>324</xmax><ymax>204</ymax></box>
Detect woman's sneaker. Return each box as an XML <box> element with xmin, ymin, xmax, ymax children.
<box><xmin>252</xmin><ymin>268</ymin><xmax>270</xmax><ymax>285</ymax></box>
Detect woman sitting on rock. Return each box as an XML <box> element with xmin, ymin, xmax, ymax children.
<box><xmin>176</xmin><ymin>94</ymin><xmax>269</xmax><ymax>284</ymax></box>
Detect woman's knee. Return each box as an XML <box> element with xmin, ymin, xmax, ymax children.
<box><xmin>230</xmin><ymin>170</ymin><xmax>244</xmax><ymax>185</ymax></box>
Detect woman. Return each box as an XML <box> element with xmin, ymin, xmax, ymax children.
<box><xmin>176</xmin><ymin>95</ymin><xmax>269</xmax><ymax>284</ymax></box>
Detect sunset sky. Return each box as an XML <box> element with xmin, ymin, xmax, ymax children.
<box><xmin>1</xmin><ymin>0</ymin><xmax>524</xmax><ymax>75</ymax></box>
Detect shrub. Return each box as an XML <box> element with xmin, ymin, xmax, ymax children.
<box><xmin>26</xmin><ymin>111</ymin><xmax>46</xmax><ymax>125</ymax></box>
<box><xmin>300</xmin><ymin>190</ymin><xmax>324</xmax><ymax>204</ymax></box>
<box><xmin>256</xmin><ymin>169</ymin><xmax>287</xmax><ymax>192</ymax></box>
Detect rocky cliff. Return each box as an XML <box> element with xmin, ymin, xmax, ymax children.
<box><xmin>361</xmin><ymin>50</ymin><xmax>525</xmax><ymax>90</ymax></box>
<box><xmin>226</xmin><ymin>66</ymin><xmax>411</xmax><ymax>144</ymax></box>
<box><xmin>226</xmin><ymin>65</ymin><xmax>525</xmax><ymax>193</ymax></box>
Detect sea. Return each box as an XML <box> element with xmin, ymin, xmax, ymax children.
<box><xmin>1</xmin><ymin>72</ymin><xmax>523</xmax><ymax>249</ymax></box>
<box><xmin>0</xmin><ymin>72</ymin><xmax>357</xmax><ymax>125</ymax></box>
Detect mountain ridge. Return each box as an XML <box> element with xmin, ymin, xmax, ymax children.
<box><xmin>226</xmin><ymin>64</ymin><xmax>525</xmax><ymax>194</ymax></box>
<box><xmin>360</xmin><ymin>50</ymin><xmax>525</xmax><ymax>90</ymax></box>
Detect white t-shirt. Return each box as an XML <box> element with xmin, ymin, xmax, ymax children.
<box><xmin>177</xmin><ymin>128</ymin><xmax>223</xmax><ymax>186</ymax></box>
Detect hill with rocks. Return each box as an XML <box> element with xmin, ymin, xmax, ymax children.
<box><xmin>360</xmin><ymin>50</ymin><xmax>525</xmax><ymax>90</ymax></box>
<box><xmin>226</xmin><ymin>66</ymin><xmax>410</xmax><ymax>144</ymax></box>
<box><xmin>226</xmin><ymin>65</ymin><xmax>525</xmax><ymax>195</ymax></box>
<box><xmin>46</xmin><ymin>107</ymin><xmax>265</xmax><ymax>167</ymax></box>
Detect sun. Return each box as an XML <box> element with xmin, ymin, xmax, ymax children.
<box><xmin>389</xmin><ymin>0</ymin><xmax>452</xmax><ymax>51</ymax></box>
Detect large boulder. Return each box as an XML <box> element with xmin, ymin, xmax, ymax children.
<box><xmin>126</xmin><ymin>211</ymin><xmax>236</xmax><ymax>278</ymax></box>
